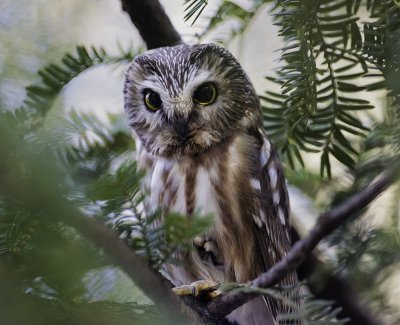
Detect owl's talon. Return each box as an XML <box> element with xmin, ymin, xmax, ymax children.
<box><xmin>193</xmin><ymin>237</ymin><xmax>221</xmax><ymax>262</ymax></box>
<box><xmin>203</xmin><ymin>241</ymin><xmax>218</xmax><ymax>256</ymax></box>
<box><xmin>172</xmin><ymin>280</ymin><xmax>220</xmax><ymax>298</ymax></box>
<box><xmin>193</xmin><ymin>235</ymin><xmax>206</xmax><ymax>248</ymax></box>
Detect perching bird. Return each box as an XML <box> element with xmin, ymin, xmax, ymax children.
<box><xmin>123</xmin><ymin>43</ymin><xmax>299</xmax><ymax>324</ymax></box>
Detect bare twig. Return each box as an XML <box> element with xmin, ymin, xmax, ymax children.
<box><xmin>185</xmin><ymin>171</ymin><xmax>394</xmax><ymax>321</ymax></box>
<box><xmin>120</xmin><ymin>0</ymin><xmax>182</xmax><ymax>49</ymax></box>
<box><xmin>294</xmin><ymin>229</ymin><xmax>382</xmax><ymax>325</ymax></box>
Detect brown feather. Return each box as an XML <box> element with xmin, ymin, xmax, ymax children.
<box><xmin>125</xmin><ymin>43</ymin><xmax>300</xmax><ymax>324</ymax></box>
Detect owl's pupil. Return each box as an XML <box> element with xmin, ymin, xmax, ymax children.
<box><xmin>144</xmin><ymin>89</ymin><xmax>162</xmax><ymax>111</ymax></box>
<box><xmin>148</xmin><ymin>92</ymin><xmax>161</xmax><ymax>107</ymax></box>
<box><xmin>193</xmin><ymin>83</ymin><xmax>217</xmax><ymax>105</ymax></box>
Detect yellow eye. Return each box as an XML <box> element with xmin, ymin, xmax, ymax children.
<box><xmin>144</xmin><ymin>89</ymin><xmax>162</xmax><ymax>111</ymax></box>
<box><xmin>193</xmin><ymin>83</ymin><xmax>217</xmax><ymax>105</ymax></box>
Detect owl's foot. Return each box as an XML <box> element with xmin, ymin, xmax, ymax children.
<box><xmin>193</xmin><ymin>236</ymin><xmax>219</xmax><ymax>255</ymax></box>
<box><xmin>172</xmin><ymin>280</ymin><xmax>221</xmax><ymax>299</ymax></box>
<box><xmin>193</xmin><ymin>236</ymin><xmax>223</xmax><ymax>266</ymax></box>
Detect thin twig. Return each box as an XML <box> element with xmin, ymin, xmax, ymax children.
<box><xmin>294</xmin><ymin>228</ymin><xmax>382</xmax><ymax>325</ymax></box>
<box><xmin>186</xmin><ymin>171</ymin><xmax>394</xmax><ymax>321</ymax></box>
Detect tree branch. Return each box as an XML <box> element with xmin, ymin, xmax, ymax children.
<box><xmin>64</xmin><ymin>212</ymin><xmax>207</xmax><ymax>324</ymax></box>
<box><xmin>186</xmin><ymin>171</ymin><xmax>394</xmax><ymax>321</ymax></box>
<box><xmin>294</xmin><ymin>229</ymin><xmax>382</xmax><ymax>325</ymax></box>
<box><xmin>0</xmin><ymin>125</ymin><xmax>206</xmax><ymax>324</ymax></box>
<box><xmin>118</xmin><ymin>3</ymin><xmax>394</xmax><ymax>323</ymax></box>
<box><xmin>120</xmin><ymin>0</ymin><xmax>182</xmax><ymax>49</ymax></box>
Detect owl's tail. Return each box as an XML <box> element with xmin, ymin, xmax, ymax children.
<box><xmin>224</xmin><ymin>278</ymin><xmax>303</xmax><ymax>325</ymax></box>
<box><xmin>225</xmin><ymin>296</ymin><xmax>276</xmax><ymax>325</ymax></box>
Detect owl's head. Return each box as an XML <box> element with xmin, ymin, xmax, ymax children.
<box><xmin>124</xmin><ymin>43</ymin><xmax>261</xmax><ymax>157</ymax></box>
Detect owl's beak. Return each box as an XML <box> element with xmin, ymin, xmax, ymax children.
<box><xmin>169</xmin><ymin>111</ymin><xmax>193</xmax><ymax>142</ymax></box>
<box><xmin>173</xmin><ymin>119</ymin><xmax>190</xmax><ymax>142</ymax></box>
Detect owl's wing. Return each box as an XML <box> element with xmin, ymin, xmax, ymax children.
<box><xmin>255</xmin><ymin>129</ymin><xmax>292</xmax><ymax>260</ymax></box>
<box><xmin>251</xmin><ymin>129</ymin><xmax>299</xmax><ymax>319</ymax></box>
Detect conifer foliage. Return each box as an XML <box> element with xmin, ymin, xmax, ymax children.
<box><xmin>1</xmin><ymin>1</ymin><xmax>400</xmax><ymax>324</ymax></box>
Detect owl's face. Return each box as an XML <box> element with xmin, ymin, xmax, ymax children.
<box><xmin>124</xmin><ymin>43</ymin><xmax>260</xmax><ymax>157</ymax></box>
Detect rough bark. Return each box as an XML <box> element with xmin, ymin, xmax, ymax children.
<box><xmin>120</xmin><ymin>0</ymin><xmax>182</xmax><ymax>49</ymax></box>
<box><xmin>182</xmin><ymin>172</ymin><xmax>391</xmax><ymax>322</ymax></box>
<box><xmin>294</xmin><ymin>228</ymin><xmax>382</xmax><ymax>325</ymax></box>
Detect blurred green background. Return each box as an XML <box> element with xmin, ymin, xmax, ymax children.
<box><xmin>1</xmin><ymin>1</ymin><xmax>400</xmax><ymax>324</ymax></box>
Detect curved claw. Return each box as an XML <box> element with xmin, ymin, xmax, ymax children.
<box><xmin>172</xmin><ymin>280</ymin><xmax>221</xmax><ymax>298</ymax></box>
<box><xmin>193</xmin><ymin>236</ymin><xmax>223</xmax><ymax>266</ymax></box>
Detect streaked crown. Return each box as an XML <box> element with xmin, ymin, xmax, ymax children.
<box><xmin>124</xmin><ymin>43</ymin><xmax>261</xmax><ymax>157</ymax></box>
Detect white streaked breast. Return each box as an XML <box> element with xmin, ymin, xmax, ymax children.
<box><xmin>194</xmin><ymin>166</ymin><xmax>219</xmax><ymax>216</ymax></box>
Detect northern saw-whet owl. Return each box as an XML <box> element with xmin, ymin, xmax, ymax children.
<box><xmin>124</xmin><ymin>43</ymin><xmax>299</xmax><ymax>325</ymax></box>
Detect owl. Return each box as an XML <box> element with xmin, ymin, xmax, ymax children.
<box><xmin>123</xmin><ymin>43</ymin><xmax>299</xmax><ymax>324</ymax></box>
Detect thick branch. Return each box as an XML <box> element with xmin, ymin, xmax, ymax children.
<box><xmin>65</xmin><ymin>212</ymin><xmax>206</xmax><ymax>324</ymax></box>
<box><xmin>189</xmin><ymin>171</ymin><xmax>394</xmax><ymax>320</ymax></box>
<box><xmin>1</xmin><ymin>134</ymin><xmax>206</xmax><ymax>324</ymax></box>
<box><xmin>120</xmin><ymin>0</ymin><xmax>182</xmax><ymax>49</ymax></box>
